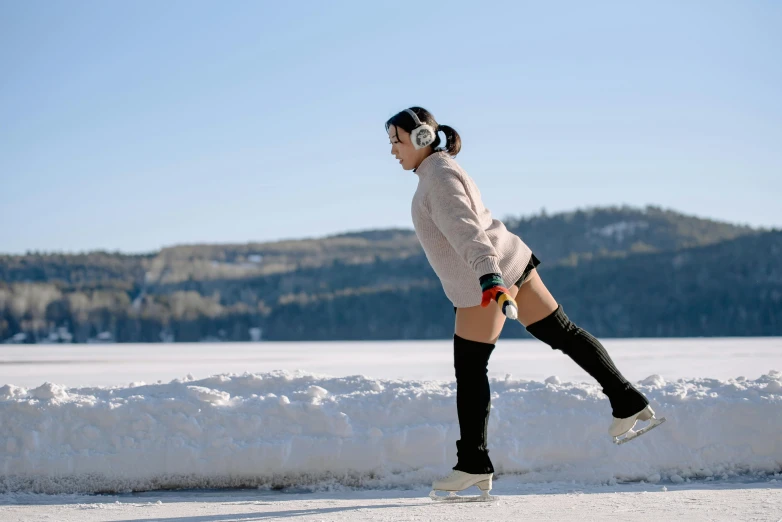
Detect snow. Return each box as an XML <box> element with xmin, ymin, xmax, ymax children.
<box><xmin>591</xmin><ymin>220</ymin><xmax>649</xmax><ymax>240</ymax></box>
<box><xmin>1</xmin><ymin>338</ymin><xmax>781</xmax><ymax>520</ymax></box>
<box><xmin>2</xmin><ymin>481</ymin><xmax>781</xmax><ymax>521</ymax></box>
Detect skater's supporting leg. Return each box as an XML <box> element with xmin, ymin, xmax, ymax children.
<box><xmin>514</xmin><ymin>270</ymin><xmax>648</xmax><ymax>418</ymax></box>
<box><xmin>452</xmin><ymin>334</ymin><xmax>496</xmax><ymax>474</ymax></box>
<box><xmin>446</xmin><ymin>287</ymin><xmax>514</xmax><ymax>477</ymax></box>
<box><xmin>453</xmin><ymin>285</ymin><xmax>517</xmax><ymax>344</ymax></box>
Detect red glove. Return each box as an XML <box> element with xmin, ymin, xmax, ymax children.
<box><xmin>479</xmin><ymin>274</ymin><xmax>518</xmax><ymax>320</ymax></box>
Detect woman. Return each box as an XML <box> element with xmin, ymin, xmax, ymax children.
<box><xmin>385</xmin><ymin>107</ymin><xmax>661</xmax><ymax>499</ymax></box>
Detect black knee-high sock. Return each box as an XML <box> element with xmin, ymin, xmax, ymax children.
<box><xmin>526</xmin><ymin>305</ymin><xmax>648</xmax><ymax>418</ymax></box>
<box><xmin>453</xmin><ymin>334</ymin><xmax>495</xmax><ymax>474</ymax></box>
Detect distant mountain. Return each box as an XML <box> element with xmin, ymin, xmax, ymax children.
<box><xmin>0</xmin><ymin>206</ymin><xmax>777</xmax><ymax>343</ymax></box>
<box><xmin>505</xmin><ymin>205</ymin><xmax>758</xmax><ymax>265</ymax></box>
<box><xmin>259</xmin><ymin>229</ymin><xmax>782</xmax><ymax>340</ymax></box>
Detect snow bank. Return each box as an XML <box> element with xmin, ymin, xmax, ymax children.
<box><xmin>1</xmin><ymin>370</ymin><xmax>781</xmax><ymax>494</ymax></box>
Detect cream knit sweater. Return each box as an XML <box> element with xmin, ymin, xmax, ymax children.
<box><xmin>411</xmin><ymin>151</ymin><xmax>533</xmax><ymax>308</ymax></box>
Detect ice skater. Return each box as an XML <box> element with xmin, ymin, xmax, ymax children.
<box><xmin>385</xmin><ymin>106</ymin><xmax>665</xmax><ymax>501</ymax></box>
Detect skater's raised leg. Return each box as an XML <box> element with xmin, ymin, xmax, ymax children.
<box><xmin>514</xmin><ymin>269</ymin><xmax>650</xmax><ymax>424</ymax></box>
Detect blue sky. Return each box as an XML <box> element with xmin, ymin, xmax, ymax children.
<box><xmin>1</xmin><ymin>1</ymin><xmax>780</xmax><ymax>254</ymax></box>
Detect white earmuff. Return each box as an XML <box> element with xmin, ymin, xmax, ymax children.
<box><xmin>405</xmin><ymin>109</ymin><xmax>436</xmax><ymax>150</ymax></box>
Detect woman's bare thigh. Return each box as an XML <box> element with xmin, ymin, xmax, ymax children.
<box><xmin>454</xmin><ymin>285</ymin><xmax>519</xmax><ymax>344</ymax></box>
<box><xmin>513</xmin><ymin>269</ymin><xmax>559</xmax><ymax>327</ymax></box>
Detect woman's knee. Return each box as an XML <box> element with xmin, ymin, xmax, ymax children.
<box><xmin>525</xmin><ymin>304</ymin><xmax>584</xmax><ymax>353</ymax></box>
<box><xmin>453</xmin><ymin>334</ymin><xmax>495</xmax><ymax>377</ymax></box>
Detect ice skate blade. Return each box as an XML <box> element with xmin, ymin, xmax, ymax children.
<box><xmin>613</xmin><ymin>416</ymin><xmax>666</xmax><ymax>445</ymax></box>
<box><xmin>429</xmin><ymin>489</ymin><xmax>496</xmax><ymax>502</ymax></box>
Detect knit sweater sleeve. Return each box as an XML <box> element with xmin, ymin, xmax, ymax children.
<box><xmin>426</xmin><ymin>167</ymin><xmax>502</xmax><ymax>278</ymax></box>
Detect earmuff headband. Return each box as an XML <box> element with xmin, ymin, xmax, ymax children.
<box><xmin>405</xmin><ymin>108</ymin><xmax>423</xmax><ymax>127</ymax></box>
<box><xmin>404</xmin><ymin>108</ymin><xmax>436</xmax><ymax>150</ymax></box>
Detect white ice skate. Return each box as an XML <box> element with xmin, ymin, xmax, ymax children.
<box><xmin>429</xmin><ymin>470</ymin><xmax>495</xmax><ymax>502</ymax></box>
<box><xmin>610</xmin><ymin>404</ymin><xmax>666</xmax><ymax>445</ymax></box>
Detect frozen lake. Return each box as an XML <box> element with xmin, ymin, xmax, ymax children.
<box><xmin>2</xmin><ymin>337</ymin><xmax>781</xmax><ymax>388</ymax></box>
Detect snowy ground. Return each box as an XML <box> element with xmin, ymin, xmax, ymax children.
<box><xmin>1</xmin><ymin>338</ymin><xmax>781</xmax><ymax>521</ymax></box>
<box><xmin>2</xmin><ymin>478</ymin><xmax>781</xmax><ymax>521</ymax></box>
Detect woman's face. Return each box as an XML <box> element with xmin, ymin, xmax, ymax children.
<box><xmin>388</xmin><ymin>124</ymin><xmax>428</xmax><ymax>171</ymax></box>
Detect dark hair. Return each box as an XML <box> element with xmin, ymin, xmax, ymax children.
<box><xmin>385</xmin><ymin>106</ymin><xmax>462</xmax><ymax>156</ymax></box>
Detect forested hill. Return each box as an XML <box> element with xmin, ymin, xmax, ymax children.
<box><xmin>1</xmin><ymin>206</ymin><xmax>778</xmax><ymax>343</ymax></box>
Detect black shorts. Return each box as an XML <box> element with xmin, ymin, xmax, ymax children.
<box><xmin>454</xmin><ymin>253</ymin><xmax>541</xmax><ymax>313</ymax></box>
<box><xmin>513</xmin><ymin>252</ymin><xmax>541</xmax><ymax>288</ymax></box>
